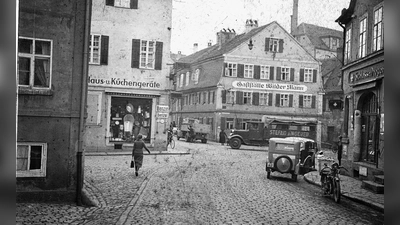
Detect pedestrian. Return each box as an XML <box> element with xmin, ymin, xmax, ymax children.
<box><xmin>337</xmin><ymin>136</ymin><xmax>343</xmax><ymax>166</ymax></box>
<box><xmin>131</xmin><ymin>134</ymin><xmax>151</xmax><ymax>176</ymax></box>
<box><xmin>219</xmin><ymin>128</ymin><xmax>227</xmax><ymax>146</ymax></box>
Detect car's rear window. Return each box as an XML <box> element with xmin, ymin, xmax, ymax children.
<box><xmin>275</xmin><ymin>143</ymin><xmax>295</xmax><ymax>151</ymax></box>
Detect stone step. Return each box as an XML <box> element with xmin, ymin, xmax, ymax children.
<box><xmin>362</xmin><ymin>180</ymin><xmax>384</xmax><ymax>194</ymax></box>
<box><xmin>374</xmin><ymin>175</ymin><xmax>384</xmax><ymax>185</ymax></box>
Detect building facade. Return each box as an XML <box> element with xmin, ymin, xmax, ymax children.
<box><xmin>85</xmin><ymin>0</ymin><xmax>173</xmax><ymax>151</ymax></box>
<box><xmin>336</xmin><ymin>0</ymin><xmax>384</xmax><ymax>180</ymax></box>
<box><xmin>17</xmin><ymin>0</ymin><xmax>90</xmax><ymax>202</ymax></box>
<box><xmin>171</xmin><ymin>21</ymin><xmax>323</xmax><ymax>143</ymax></box>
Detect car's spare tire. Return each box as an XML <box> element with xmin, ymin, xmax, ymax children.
<box><xmin>274</xmin><ymin>155</ymin><xmax>293</xmax><ymax>173</ymax></box>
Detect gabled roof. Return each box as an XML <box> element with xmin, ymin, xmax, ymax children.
<box><xmin>292</xmin><ymin>23</ymin><xmax>343</xmax><ymax>50</ymax></box>
<box><xmin>321</xmin><ymin>58</ymin><xmax>342</xmax><ymax>93</ymax></box>
<box><xmin>177</xmin><ymin>21</ymin><xmax>274</xmax><ymax>64</ymax></box>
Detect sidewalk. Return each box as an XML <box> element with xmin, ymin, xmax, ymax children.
<box><xmin>303</xmin><ymin>171</ymin><xmax>384</xmax><ymax>212</ymax></box>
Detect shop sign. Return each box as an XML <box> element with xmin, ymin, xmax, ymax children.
<box><xmin>349</xmin><ymin>63</ymin><xmax>384</xmax><ymax>84</ymax></box>
<box><xmin>157</xmin><ymin>105</ymin><xmax>169</xmax><ymax>112</ymax></box>
<box><xmin>269</xmin><ymin>129</ymin><xmax>310</xmax><ymax>138</ymax></box>
<box><xmin>232</xmin><ymin>81</ymin><xmax>307</xmax><ymax>92</ymax></box>
<box><xmin>157</xmin><ymin>113</ymin><xmax>168</xmax><ymax>119</ymax></box>
<box><xmin>88</xmin><ymin>76</ymin><xmax>161</xmax><ymax>89</ymax></box>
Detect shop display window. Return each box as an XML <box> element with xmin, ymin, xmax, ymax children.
<box><xmin>109</xmin><ymin>97</ymin><xmax>152</xmax><ymax>143</ymax></box>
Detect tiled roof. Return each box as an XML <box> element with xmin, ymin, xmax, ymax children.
<box><xmin>321</xmin><ymin>58</ymin><xmax>342</xmax><ymax>93</ymax></box>
<box><xmin>292</xmin><ymin>23</ymin><xmax>343</xmax><ymax>50</ymax></box>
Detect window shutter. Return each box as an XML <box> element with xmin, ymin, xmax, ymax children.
<box><xmin>221</xmin><ymin>117</ymin><xmax>226</xmax><ymax>130</ymax></box>
<box><xmin>313</xmin><ymin>69</ymin><xmax>317</xmax><ymax>83</ymax></box>
<box><xmin>106</xmin><ymin>0</ymin><xmax>114</xmax><ymax>6</ymax></box>
<box><xmin>300</xmin><ymin>68</ymin><xmax>304</xmax><ymax>82</ymax></box>
<box><xmin>312</xmin><ymin>95</ymin><xmax>316</xmax><ymax>108</ymax></box>
<box><xmin>100</xmin><ymin>35</ymin><xmax>109</xmax><ymax>65</ymax></box>
<box><xmin>155</xmin><ymin>41</ymin><xmax>163</xmax><ymax>70</ymax></box>
<box><xmin>276</xmin><ymin>67</ymin><xmax>281</xmax><ymax>80</ymax></box>
<box><xmin>208</xmin><ymin>91</ymin><xmax>210</xmax><ymax>104</ymax></box>
<box><xmin>268</xmin><ymin>93</ymin><xmax>273</xmax><ymax>106</ymax></box>
<box><xmin>254</xmin><ymin>65</ymin><xmax>260</xmax><ymax>79</ymax></box>
<box><xmin>299</xmin><ymin>95</ymin><xmax>303</xmax><ymax>108</ymax></box>
<box><xmin>290</xmin><ymin>68</ymin><xmax>295</xmax><ymax>81</ymax></box>
<box><xmin>265</xmin><ymin>38</ymin><xmax>270</xmax><ymax>51</ymax></box>
<box><xmin>237</xmin><ymin>64</ymin><xmax>244</xmax><ymax>78</ymax></box>
<box><xmin>270</xmin><ymin>66</ymin><xmax>274</xmax><ymax>80</ymax></box>
<box><xmin>131</xmin><ymin>39</ymin><xmax>140</xmax><ymax>68</ymax></box>
<box><xmin>221</xmin><ymin>90</ymin><xmax>226</xmax><ymax>104</ymax></box>
<box><xmin>253</xmin><ymin>92</ymin><xmax>259</xmax><ymax>105</ymax></box>
<box><xmin>87</xmin><ymin>93</ymin><xmax>100</xmax><ymax>124</ymax></box>
<box><xmin>289</xmin><ymin>94</ymin><xmax>293</xmax><ymax>107</ymax></box>
<box><xmin>224</xmin><ymin>63</ymin><xmax>227</xmax><ymax>76</ymax></box>
<box><xmin>236</xmin><ymin>91</ymin><xmax>243</xmax><ymax>105</ymax></box>
<box><xmin>275</xmin><ymin>94</ymin><xmax>280</xmax><ymax>107</ymax></box>
<box><xmin>130</xmin><ymin>0</ymin><xmax>138</xmax><ymax>9</ymax></box>
<box><xmin>278</xmin><ymin>39</ymin><xmax>284</xmax><ymax>53</ymax></box>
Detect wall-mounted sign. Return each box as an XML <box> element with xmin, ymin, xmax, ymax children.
<box><xmin>349</xmin><ymin>62</ymin><xmax>384</xmax><ymax>84</ymax></box>
<box><xmin>232</xmin><ymin>81</ymin><xmax>307</xmax><ymax>92</ymax></box>
<box><xmin>157</xmin><ymin>105</ymin><xmax>169</xmax><ymax>113</ymax></box>
<box><xmin>157</xmin><ymin>113</ymin><xmax>169</xmax><ymax>119</ymax></box>
<box><xmin>359</xmin><ymin>166</ymin><xmax>367</xmax><ymax>176</ymax></box>
<box><xmin>88</xmin><ymin>76</ymin><xmax>161</xmax><ymax>89</ymax></box>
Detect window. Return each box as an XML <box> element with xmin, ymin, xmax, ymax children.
<box><xmin>280</xmin><ymin>94</ymin><xmax>289</xmax><ymax>107</ymax></box>
<box><xmin>260</xmin><ymin>65</ymin><xmax>270</xmax><ymax>79</ymax></box>
<box><xmin>176</xmin><ymin>76</ymin><xmax>180</xmax><ymax>88</ymax></box>
<box><xmin>243</xmin><ymin>92</ymin><xmax>252</xmax><ymax>105</ymax></box>
<box><xmin>18</xmin><ymin>37</ymin><xmax>52</xmax><ymax>88</ymax></box>
<box><xmin>106</xmin><ymin>0</ymin><xmax>138</xmax><ymax>9</ymax></box>
<box><xmin>185</xmin><ymin>72</ymin><xmax>190</xmax><ymax>86</ymax></box>
<box><xmin>211</xmin><ymin>91</ymin><xmax>215</xmax><ymax>104</ymax></box>
<box><xmin>227</xmin><ymin>91</ymin><xmax>236</xmax><ymax>104</ymax></box>
<box><xmin>345</xmin><ymin>27</ymin><xmax>351</xmax><ymax>63</ymax></box>
<box><xmin>140</xmin><ymin>40</ymin><xmax>156</xmax><ymax>69</ymax></box>
<box><xmin>17</xmin><ymin>143</ymin><xmax>47</xmax><ymax>177</ymax></box>
<box><xmin>303</xmin><ymin>95</ymin><xmax>312</xmax><ymax>108</ymax></box>
<box><xmin>193</xmin><ymin>69</ymin><xmax>200</xmax><ymax>84</ymax></box>
<box><xmin>304</xmin><ymin>68</ymin><xmax>313</xmax><ymax>82</ymax></box>
<box><xmin>179</xmin><ymin>74</ymin><xmax>184</xmax><ymax>87</ymax></box>
<box><xmin>240</xmin><ymin>121</ymin><xmax>249</xmax><ymax>130</ymax></box>
<box><xmin>259</xmin><ymin>92</ymin><xmax>269</xmax><ymax>105</ymax></box>
<box><xmin>89</xmin><ymin>35</ymin><xmax>101</xmax><ymax>64</ymax></box>
<box><xmin>358</xmin><ymin>17</ymin><xmax>367</xmax><ymax>58</ymax></box>
<box><xmin>225</xmin><ymin>63</ymin><xmax>237</xmax><ymax>77</ymax></box>
<box><xmin>269</xmin><ymin>38</ymin><xmax>279</xmax><ymax>52</ymax></box>
<box><xmin>373</xmin><ymin>6</ymin><xmax>383</xmax><ymax>52</ymax></box>
<box><xmin>244</xmin><ymin>64</ymin><xmax>254</xmax><ymax>78</ymax></box>
<box><xmin>202</xmin><ymin>92</ymin><xmax>207</xmax><ymax>104</ymax></box>
<box><xmin>226</xmin><ymin>118</ymin><xmax>234</xmax><ymax>129</ymax></box>
<box><xmin>281</xmin><ymin>67</ymin><xmax>290</xmax><ymax>81</ymax></box>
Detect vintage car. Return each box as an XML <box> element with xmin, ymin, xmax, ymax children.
<box><xmin>266</xmin><ymin>137</ymin><xmax>318</xmax><ymax>181</ymax></box>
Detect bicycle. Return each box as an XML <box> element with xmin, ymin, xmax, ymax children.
<box><xmin>167</xmin><ymin>131</ymin><xmax>175</xmax><ymax>149</ymax></box>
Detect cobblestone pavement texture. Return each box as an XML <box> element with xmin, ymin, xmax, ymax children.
<box><xmin>16</xmin><ymin>138</ymin><xmax>384</xmax><ymax>224</ymax></box>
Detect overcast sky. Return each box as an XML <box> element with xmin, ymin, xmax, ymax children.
<box><xmin>170</xmin><ymin>0</ymin><xmax>350</xmax><ymax>55</ymax></box>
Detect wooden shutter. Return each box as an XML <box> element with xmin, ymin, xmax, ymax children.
<box><xmin>270</xmin><ymin>66</ymin><xmax>274</xmax><ymax>80</ymax></box>
<box><xmin>276</xmin><ymin>67</ymin><xmax>281</xmax><ymax>80</ymax></box>
<box><xmin>275</xmin><ymin>94</ymin><xmax>280</xmax><ymax>107</ymax></box>
<box><xmin>254</xmin><ymin>65</ymin><xmax>260</xmax><ymax>79</ymax></box>
<box><xmin>221</xmin><ymin>117</ymin><xmax>226</xmax><ymax>130</ymax></box>
<box><xmin>299</xmin><ymin>95</ymin><xmax>303</xmax><ymax>108</ymax></box>
<box><xmin>312</xmin><ymin>95</ymin><xmax>316</xmax><ymax>108</ymax></box>
<box><xmin>237</xmin><ymin>64</ymin><xmax>244</xmax><ymax>78</ymax></box>
<box><xmin>100</xmin><ymin>35</ymin><xmax>109</xmax><ymax>65</ymax></box>
<box><xmin>313</xmin><ymin>69</ymin><xmax>317</xmax><ymax>83</ymax></box>
<box><xmin>221</xmin><ymin>90</ymin><xmax>226</xmax><ymax>104</ymax></box>
<box><xmin>236</xmin><ymin>91</ymin><xmax>243</xmax><ymax>105</ymax></box>
<box><xmin>300</xmin><ymin>68</ymin><xmax>304</xmax><ymax>82</ymax></box>
<box><xmin>265</xmin><ymin>38</ymin><xmax>270</xmax><ymax>51</ymax></box>
<box><xmin>278</xmin><ymin>39</ymin><xmax>284</xmax><ymax>53</ymax></box>
<box><xmin>131</xmin><ymin>39</ymin><xmax>140</xmax><ymax>68</ymax></box>
<box><xmin>289</xmin><ymin>94</ymin><xmax>293</xmax><ymax>107</ymax></box>
<box><xmin>106</xmin><ymin>0</ymin><xmax>114</xmax><ymax>6</ymax></box>
<box><xmin>87</xmin><ymin>93</ymin><xmax>100</xmax><ymax>124</ymax></box>
<box><xmin>155</xmin><ymin>41</ymin><xmax>163</xmax><ymax>70</ymax></box>
<box><xmin>130</xmin><ymin>0</ymin><xmax>138</xmax><ymax>9</ymax></box>
<box><xmin>290</xmin><ymin>68</ymin><xmax>295</xmax><ymax>81</ymax></box>
<box><xmin>208</xmin><ymin>91</ymin><xmax>210</xmax><ymax>104</ymax></box>
<box><xmin>268</xmin><ymin>93</ymin><xmax>273</xmax><ymax>106</ymax></box>
<box><xmin>223</xmin><ymin>63</ymin><xmax>227</xmax><ymax>76</ymax></box>
<box><xmin>252</xmin><ymin>92</ymin><xmax>259</xmax><ymax>105</ymax></box>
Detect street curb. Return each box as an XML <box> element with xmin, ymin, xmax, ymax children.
<box><xmin>303</xmin><ymin>175</ymin><xmax>384</xmax><ymax>213</ymax></box>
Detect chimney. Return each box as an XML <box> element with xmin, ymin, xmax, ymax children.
<box><xmin>216</xmin><ymin>28</ymin><xmax>236</xmax><ymax>47</ymax></box>
<box><xmin>207</xmin><ymin>40</ymin><xmax>212</xmax><ymax>47</ymax></box>
<box><xmin>291</xmin><ymin>0</ymin><xmax>299</xmax><ymax>34</ymax></box>
<box><xmin>193</xmin><ymin>43</ymin><xmax>198</xmax><ymax>53</ymax></box>
<box><xmin>245</xmin><ymin>19</ymin><xmax>258</xmax><ymax>33</ymax></box>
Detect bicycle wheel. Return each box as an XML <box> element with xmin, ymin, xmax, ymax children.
<box><xmin>170</xmin><ymin>139</ymin><xmax>175</xmax><ymax>149</ymax></box>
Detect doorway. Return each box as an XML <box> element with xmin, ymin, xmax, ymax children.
<box><xmin>359</xmin><ymin>92</ymin><xmax>379</xmax><ymax>164</ymax></box>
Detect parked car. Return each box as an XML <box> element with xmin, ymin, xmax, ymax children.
<box><xmin>176</xmin><ymin>121</ymin><xmax>211</xmax><ymax>143</ymax></box>
<box><xmin>228</xmin><ymin>122</ymin><xmax>269</xmax><ymax>149</ymax></box>
<box><xmin>266</xmin><ymin>137</ymin><xmax>318</xmax><ymax>181</ymax></box>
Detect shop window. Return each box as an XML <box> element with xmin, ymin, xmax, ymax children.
<box><xmin>17</xmin><ymin>143</ymin><xmax>47</xmax><ymax>177</ymax></box>
<box><xmin>109</xmin><ymin>97</ymin><xmax>152</xmax><ymax>143</ymax></box>
<box><xmin>106</xmin><ymin>0</ymin><xmax>138</xmax><ymax>9</ymax></box>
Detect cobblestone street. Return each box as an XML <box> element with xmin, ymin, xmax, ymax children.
<box><xmin>16</xmin><ymin>139</ymin><xmax>383</xmax><ymax>224</ymax></box>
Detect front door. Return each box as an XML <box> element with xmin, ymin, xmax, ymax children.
<box><xmin>360</xmin><ymin>92</ymin><xmax>379</xmax><ymax>164</ymax></box>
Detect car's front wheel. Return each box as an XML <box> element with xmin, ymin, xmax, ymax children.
<box><xmin>229</xmin><ymin>137</ymin><xmax>242</xmax><ymax>149</ymax></box>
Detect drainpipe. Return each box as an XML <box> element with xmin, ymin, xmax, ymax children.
<box><xmin>77</xmin><ymin>0</ymin><xmax>92</xmax><ymax>206</ymax></box>
<box><xmin>337</xmin><ymin>22</ymin><xmax>347</xmax><ymax>138</ymax></box>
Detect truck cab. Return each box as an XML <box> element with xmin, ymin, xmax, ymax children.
<box><xmin>228</xmin><ymin>122</ymin><xmax>269</xmax><ymax>149</ymax></box>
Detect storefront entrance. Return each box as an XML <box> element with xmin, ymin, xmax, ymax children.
<box><xmin>359</xmin><ymin>92</ymin><xmax>379</xmax><ymax>164</ymax></box>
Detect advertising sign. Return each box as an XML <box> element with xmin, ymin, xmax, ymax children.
<box><xmin>232</xmin><ymin>81</ymin><xmax>307</xmax><ymax>92</ymax></box>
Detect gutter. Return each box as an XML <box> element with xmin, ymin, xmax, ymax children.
<box><xmin>77</xmin><ymin>0</ymin><xmax>92</xmax><ymax>206</ymax></box>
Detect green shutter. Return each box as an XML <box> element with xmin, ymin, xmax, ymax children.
<box><xmin>276</xmin><ymin>67</ymin><xmax>281</xmax><ymax>80</ymax></box>
<box><xmin>275</xmin><ymin>94</ymin><xmax>280</xmax><ymax>107</ymax></box>
<box><xmin>278</xmin><ymin>39</ymin><xmax>284</xmax><ymax>53</ymax></box>
<box><xmin>100</xmin><ymin>35</ymin><xmax>109</xmax><ymax>65</ymax></box>
<box><xmin>265</xmin><ymin>38</ymin><xmax>270</xmax><ymax>51</ymax></box>
<box><xmin>106</xmin><ymin>0</ymin><xmax>114</xmax><ymax>6</ymax></box>
<box><xmin>130</xmin><ymin>0</ymin><xmax>138</xmax><ymax>9</ymax></box>
<box><xmin>221</xmin><ymin>90</ymin><xmax>226</xmax><ymax>104</ymax></box>
<box><xmin>312</xmin><ymin>95</ymin><xmax>316</xmax><ymax>108</ymax></box>
<box><xmin>254</xmin><ymin>65</ymin><xmax>260</xmax><ymax>79</ymax></box>
<box><xmin>155</xmin><ymin>42</ymin><xmax>163</xmax><ymax>70</ymax></box>
<box><xmin>270</xmin><ymin>66</ymin><xmax>274</xmax><ymax>80</ymax></box>
<box><xmin>289</xmin><ymin>94</ymin><xmax>293</xmax><ymax>107</ymax></box>
<box><xmin>268</xmin><ymin>93</ymin><xmax>273</xmax><ymax>106</ymax></box>
<box><xmin>237</xmin><ymin>91</ymin><xmax>243</xmax><ymax>105</ymax></box>
<box><xmin>290</xmin><ymin>68</ymin><xmax>295</xmax><ymax>81</ymax></box>
<box><xmin>299</xmin><ymin>95</ymin><xmax>303</xmax><ymax>108</ymax></box>
<box><xmin>131</xmin><ymin>39</ymin><xmax>140</xmax><ymax>68</ymax></box>
<box><xmin>253</xmin><ymin>92</ymin><xmax>259</xmax><ymax>105</ymax></box>
<box><xmin>313</xmin><ymin>69</ymin><xmax>317</xmax><ymax>83</ymax></box>
<box><xmin>300</xmin><ymin>68</ymin><xmax>304</xmax><ymax>82</ymax></box>
<box><xmin>237</xmin><ymin>64</ymin><xmax>244</xmax><ymax>78</ymax></box>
